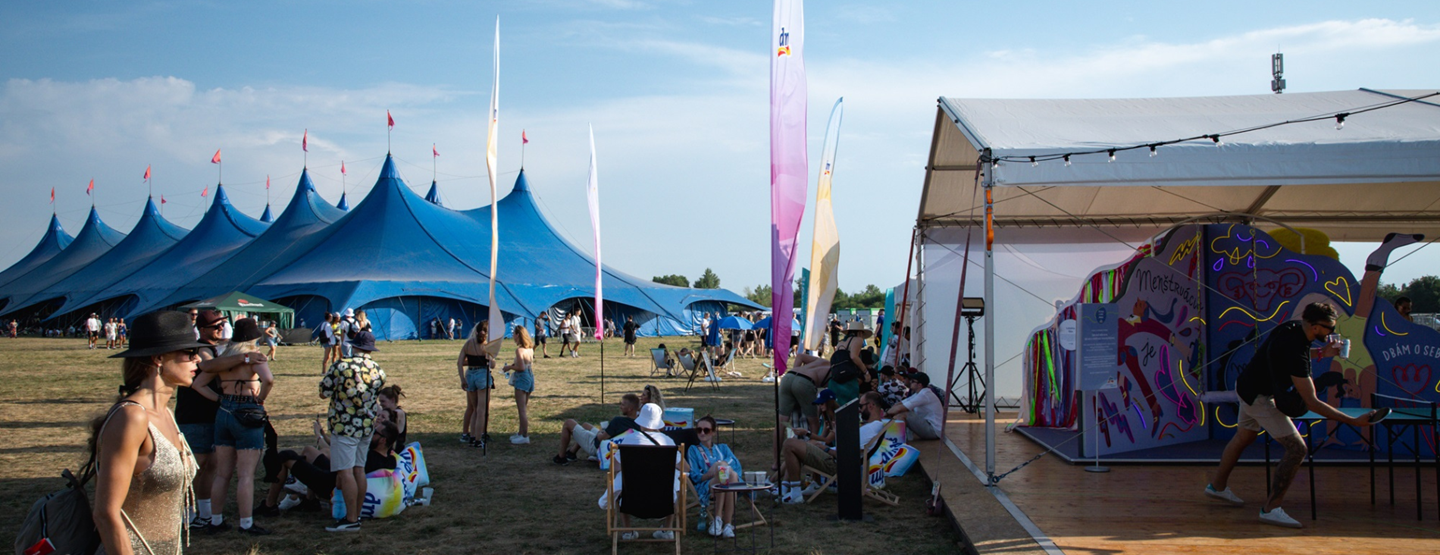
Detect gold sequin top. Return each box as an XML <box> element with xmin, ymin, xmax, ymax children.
<box><xmin>99</xmin><ymin>407</ymin><xmax>197</xmax><ymax>555</ymax></box>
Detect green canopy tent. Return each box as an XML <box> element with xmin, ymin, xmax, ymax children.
<box><xmin>179</xmin><ymin>291</ymin><xmax>295</xmax><ymax>329</ymax></box>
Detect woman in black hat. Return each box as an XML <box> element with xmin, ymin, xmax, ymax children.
<box><xmin>191</xmin><ymin>317</ymin><xmax>274</xmax><ymax>535</ymax></box>
<box><xmin>90</xmin><ymin>310</ymin><xmax>207</xmax><ymax>555</ymax></box>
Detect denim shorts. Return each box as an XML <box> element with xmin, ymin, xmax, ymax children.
<box><xmin>214</xmin><ymin>399</ymin><xmax>266</xmax><ymax>450</ymax></box>
<box><xmin>465</xmin><ymin>368</ymin><xmax>493</xmax><ymax>391</ymax></box>
<box><xmin>178</xmin><ymin>422</ymin><xmax>215</xmax><ymax>454</ymax></box>
<box><xmin>510</xmin><ymin>370</ymin><xmax>535</xmax><ymax>394</ymax></box>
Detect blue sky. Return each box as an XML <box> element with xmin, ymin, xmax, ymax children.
<box><xmin>2</xmin><ymin>1</ymin><xmax>1439</xmax><ymax>296</ymax></box>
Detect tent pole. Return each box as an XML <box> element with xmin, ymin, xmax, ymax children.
<box><xmin>600</xmin><ymin>340</ymin><xmax>605</xmax><ymax>405</ymax></box>
<box><xmin>983</xmin><ymin>157</ymin><xmax>997</xmax><ymax>483</ymax></box>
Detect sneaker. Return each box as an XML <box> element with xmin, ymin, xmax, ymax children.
<box><xmin>565</xmin><ymin>451</ymin><xmax>578</xmax><ymax>462</ymax></box>
<box><xmin>652</xmin><ymin>530</ymin><xmax>675</xmax><ymax>540</ymax></box>
<box><xmin>710</xmin><ymin>517</ymin><xmax>723</xmax><ymax>537</ymax></box>
<box><xmin>253</xmin><ymin>502</ymin><xmax>280</xmax><ymax>517</ymax></box>
<box><xmin>460</xmin><ymin>433</ymin><xmax>473</xmax><ymax>443</ymax></box>
<box><xmin>801</xmin><ymin>480</ymin><xmax>826</xmax><ymax>496</ymax></box>
<box><xmin>204</xmin><ymin>521</ymin><xmax>231</xmax><ymax>535</ymax></box>
<box><xmin>326</xmin><ymin>519</ymin><xmax>361</xmax><ymax>532</ymax></box>
<box><xmin>620</xmin><ymin>531</ymin><xmax>640</xmax><ymax>541</ymax></box>
<box><xmin>238</xmin><ymin>523</ymin><xmax>272</xmax><ymax>536</ymax></box>
<box><xmin>278</xmin><ymin>494</ymin><xmax>304</xmax><ymax>511</ymax></box>
<box><xmin>510</xmin><ymin>435</ymin><xmax>530</xmax><ymax>445</ymax></box>
<box><xmin>481</xmin><ymin>433</ymin><xmax>493</xmax><ymax>443</ymax></box>
<box><xmin>470</xmin><ymin>439</ymin><xmax>485</xmax><ymax>448</ymax></box>
<box><xmin>1259</xmin><ymin>507</ymin><xmax>1302</xmax><ymax>528</ymax></box>
<box><xmin>188</xmin><ymin>515</ymin><xmax>209</xmax><ymax>529</ymax></box>
<box><xmin>780</xmin><ymin>490</ymin><xmax>804</xmax><ymax>505</ymax></box>
<box><xmin>721</xmin><ymin>524</ymin><xmax>735</xmax><ymax>538</ymax></box>
<box><xmin>284</xmin><ymin>481</ymin><xmax>309</xmax><ymax>496</ymax></box>
<box><xmin>552</xmin><ymin>454</ymin><xmax>571</xmax><ymax>466</ymax></box>
<box><xmin>1204</xmin><ymin>484</ymin><xmax>1244</xmax><ymax>506</ymax></box>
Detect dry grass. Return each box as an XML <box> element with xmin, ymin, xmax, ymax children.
<box><xmin>0</xmin><ymin>336</ymin><xmax>962</xmax><ymax>554</ymax></box>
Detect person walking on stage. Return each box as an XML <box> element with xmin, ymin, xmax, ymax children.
<box><xmin>1205</xmin><ymin>302</ymin><xmax>1385</xmax><ymax>528</ymax></box>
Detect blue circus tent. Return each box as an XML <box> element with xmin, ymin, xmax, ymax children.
<box><xmin>244</xmin><ymin>155</ymin><xmax>529</xmax><ymax>340</ymax></box>
<box><xmin>0</xmin><ymin>214</ymin><xmax>73</xmax><ymax>291</ymax></box>
<box><xmin>260</xmin><ymin>204</ymin><xmax>274</xmax><ymax>223</ymax></box>
<box><xmin>50</xmin><ymin>185</ymin><xmax>269</xmax><ymax>322</ymax></box>
<box><xmin>470</xmin><ymin>169</ymin><xmax>759</xmax><ymax>338</ymax></box>
<box><xmin>140</xmin><ymin>169</ymin><xmax>345</xmax><ymax>316</ymax></box>
<box><xmin>424</xmin><ymin>181</ymin><xmax>443</xmax><ymax>205</ymax></box>
<box><xmin>0</xmin><ymin>207</ymin><xmax>126</xmax><ymax>314</ymax></box>
<box><xmin>337</xmin><ymin>192</ymin><xmax>349</xmax><ymax>211</ymax></box>
<box><xmin>3</xmin><ymin>197</ymin><xmax>187</xmax><ymax>321</ymax></box>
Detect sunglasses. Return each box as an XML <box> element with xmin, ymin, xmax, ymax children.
<box><xmin>1314</xmin><ymin>322</ymin><xmax>1337</xmax><ymax>333</ymax></box>
<box><xmin>696</xmin><ymin>427</ymin><xmax>714</xmax><ymax>433</ymax></box>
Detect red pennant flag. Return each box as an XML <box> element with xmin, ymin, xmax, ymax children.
<box><xmin>266</xmin><ymin>175</ymin><xmax>271</xmax><ymax>189</ymax></box>
<box><xmin>50</xmin><ymin>187</ymin><xmax>55</xmax><ymax>203</ymax></box>
<box><xmin>522</xmin><ymin>130</ymin><xmax>529</xmax><ymax>144</ymax></box>
<box><xmin>387</xmin><ymin>110</ymin><xmax>394</xmax><ymax>130</ymax></box>
<box><xmin>433</xmin><ymin>144</ymin><xmax>439</xmax><ymax>158</ymax></box>
<box><xmin>143</xmin><ymin>165</ymin><xmax>151</xmax><ymax>181</ymax></box>
<box><xmin>201</xmin><ymin>186</ymin><xmax>208</xmax><ymax>198</ymax></box>
<box><xmin>341</xmin><ymin>161</ymin><xmax>346</xmax><ymax>175</ymax></box>
<box><xmin>86</xmin><ymin>179</ymin><xmax>94</xmax><ymax>196</ymax></box>
<box><xmin>211</xmin><ymin>149</ymin><xmax>222</xmax><ymax>164</ymax></box>
<box><xmin>161</xmin><ymin>195</ymin><xmax>167</xmax><ymax>205</ymax></box>
<box><xmin>302</xmin><ymin>129</ymin><xmax>308</xmax><ymax>152</ymax></box>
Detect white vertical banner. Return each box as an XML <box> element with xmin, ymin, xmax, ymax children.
<box><xmin>586</xmin><ymin>125</ymin><xmax>603</xmax><ymax>340</ymax></box>
<box><xmin>803</xmin><ymin>97</ymin><xmax>843</xmax><ymax>351</ymax></box>
<box><xmin>485</xmin><ymin>17</ymin><xmax>504</xmax><ymax>345</ymax></box>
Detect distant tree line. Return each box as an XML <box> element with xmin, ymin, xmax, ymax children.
<box><xmin>651</xmin><ymin>268</ymin><xmax>721</xmax><ymax>289</ymax></box>
<box><xmin>1379</xmin><ymin>275</ymin><xmax>1440</xmax><ymax>312</ymax></box>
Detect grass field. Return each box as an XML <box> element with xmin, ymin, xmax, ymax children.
<box><xmin>0</xmin><ymin>335</ymin><xmax>963</xmax><ymax>554</ymax></box>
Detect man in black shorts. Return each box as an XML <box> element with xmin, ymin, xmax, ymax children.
<box><xmin>622</xmin><ymin>315</ymin><xmax>639</xmax><ymax>357</ymax></box>
<box><xmin>1205</xmin><ymin>302</ymin><xmax>1383</xmax><ymax>528</ymax></box>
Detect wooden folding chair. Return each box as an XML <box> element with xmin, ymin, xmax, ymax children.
<box><xmin>649</xmin><ymin>348</ymin><xmax>676</xmax><ymax>378</ymax></box>
<box><xmin>686</xmin><ymin>352</ymin><xmax>721</xmax><ymax>392</ymax></box>
<box><xmin>802</xmin><ymin>419</ymin><xmax>900</xmax><ymax>506</ymax></box>
<box><xmin>606</xmin><ymin>444</ymin><xmax>687</xmax><ymax>554</ymax></box>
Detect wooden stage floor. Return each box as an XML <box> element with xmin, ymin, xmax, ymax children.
<box><xmin>941</xmin><ymin>412</ymin><xmax>1440</xmax><ymax>554</ymax></box>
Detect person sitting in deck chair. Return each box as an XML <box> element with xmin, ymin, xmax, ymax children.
<box><xmin>598</xmin><ymin>403</ymin><xmax>681</xmax><ymax>540</ymax></box>
<box><xmin>778</xmin><ymin>391</ymin><xmax>886</xmax><ymax>504</ymax></box>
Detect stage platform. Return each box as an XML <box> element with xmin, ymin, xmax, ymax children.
<box><xmin>1013</xmin><ymin>425</ymin><xmax>1409</xmax><ymax>465</ymax></box>
<box><xmin>933</xmin><ymin>411</ymin><xmax>1440</xmax><ymax>554</ymax></box>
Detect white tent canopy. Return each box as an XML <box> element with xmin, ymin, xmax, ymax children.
<box><xmin>920</xmin><ymin>89</ymin><xmax>1440</xmax><ymax>240</ymax></box>
<box><xmin>913</xmin><ymin>88</ymin><xmax>1440</xmax><ymax>479</ymax></box>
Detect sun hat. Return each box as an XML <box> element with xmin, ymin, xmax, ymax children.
<box><xmin>195</xmin><ymin>310</ymin><xmax>225</xmax><ymax>328</ymax></box>
<box><xmin>351</xmin><ymin>330</ymin><xmax>379</xmax><ymax>352</ymax></box>
<box><xmin>110</xmin><ymin>311</ymin><xmax>211</xmax><ymax>358</ymax></box>
<box><xmin>344</xmin><ymin>308</ymin><xmax>355</xmax><ymax>318</ymax></box>
<box><xmin>231</xmin><ymin>318</ymin><xmax>262</xmax><ymax>343</ymax></box>
<box><xmin>635</xmin><ymin>403</ymin><xmax>664</xmax><ymax>429</ymax></box>
<box><xmin>844</xmin><ymin>321</ymin><xmax>873</xmax><ymax>338</ymax></box>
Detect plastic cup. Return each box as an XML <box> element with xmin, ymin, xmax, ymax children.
<box><xmin>421</xmin><ymin>487</ymin><xmax>434</xmax><ymax>504</ymax></box>
<box><xmin>1340</xmin><ymin>339</ymin><xmax>1351</xmax><ymax>359</ymax></box>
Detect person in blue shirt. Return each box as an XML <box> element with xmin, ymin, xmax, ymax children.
<box><xmin>686</xmin><ymin>415</ymin><xmax>742</xmax><ymax>538</ymax></box>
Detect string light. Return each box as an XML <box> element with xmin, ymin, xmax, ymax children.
<box><xmin>1210</xmin><ymin>134</ymin><xmax>1222</xmax><ymax>146</ymax></box>
<box><xmin>1063</xmin><ymin>154</ymin><xmax>1071</xmax><ymax>167</ymax></box>
<box><xmin>1030</xmin><ymin>156</ymin><xmax>1038</xmax><ymax>167</ymax></box>
<box><xmin>1335</xmin><ymin>113</ymin><xmax>1348</xmax><ymax>130</ymax></box>
<box><xmin>1107</xmin><ymin>149</ymin><xmax>1116</xmax><ymax>162</ymax></box>
<box><xmin>1149</xmin><ymin>145</ymin><xmax>1158</xmax><ymax>157</ymax></box>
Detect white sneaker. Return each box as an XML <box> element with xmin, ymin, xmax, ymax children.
<box><xmin>721</xmin><ymin>524</ymin><xmax>735</xmax><ymax>538</ymax></box>
<box><xmin>1204</xmin><ymin>484</ymin><xmax>1244</xmax><ymax>506</ymax></box>
<box><xmin>800</xmin><ymin>480</ymin><xmax>826</xmax><ymax>496</ymax></box>
<box><xmin>621</xmin><ymin>531</ymin><xmax>640</xmax><ymax>541</ymax></box>
<box><xmin>278</xmin><ymin>494</ymin><xmax>304</xmax><ymax>511</ymax></box>
<box><xmin>1259</xmin><ymin>507</ymin><xmax>1302</xmax><ymax>528</ymax></box>
<box><xmin>285</xmin><ymin>481</ymin><xmax>309</xmax><ymax>496</ymax></box>
<box><xmin>510</xmin><ymin>435</ymin><xmax>530</xmax><ymax>445</ymax></box>
<box><xmin>710</xmin><ymin>516</ymin><xmax>723</xmax><ymax>537</ymax></box>
<box><xmin>652</xmin><ymin>530</ymin><xmax>675</xmax><ymax>540</ymax></box>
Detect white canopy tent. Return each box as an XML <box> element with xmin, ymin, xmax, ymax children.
<box><xmin>912</xmin><ymin>88</ymin><xmax>1440</xmax><ymax>480</ymax></box>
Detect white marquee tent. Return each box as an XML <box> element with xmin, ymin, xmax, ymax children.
<box><xmin>910</xmin><ymin>88</ymin><xmax>1440</xmax><ymax>478</ymax></box>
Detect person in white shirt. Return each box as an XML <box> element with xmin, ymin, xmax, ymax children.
<box><xmin>885</xmin><ymin>372</ymin><xmax>943</xmax><ymax>440</ymax></box>
<box><xmin>599</xmin><ymin>403</ymin><xmax>680</xmax><ymax>540</ymax></box>
<box><xmin>568</xmin><ymin>313</ymin><xmax>583</xmax><ymax>358</ymax></box>
<box><xmin>86</xmin><ymin>313</ymin><xmax>102</xmax><ymax>349</ymax></box>
<box><xmin>778</xmin><ymin>391</ymin><xmax>888</xmax><ymax>503</ymax></box>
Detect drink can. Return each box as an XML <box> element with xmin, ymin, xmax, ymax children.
<box><xmin>1340</xmin><ymin>339</ymin><xmax>1351</xmax><ymax>359</ymax></box>
<box><xmin>718</xmin><ymin>466</ymin><xmax>729</xmax><ymax>484</ymax></box>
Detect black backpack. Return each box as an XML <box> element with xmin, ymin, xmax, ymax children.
<box><xmin>14</xmin><ymin>462</ymin><xmax>100</xmax><ymax>555</ymax></box>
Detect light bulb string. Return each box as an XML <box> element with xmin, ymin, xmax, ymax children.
<box><xmin>982</xmin><ymin>91</ymin><xmax>1437</xmax><ymax>166</ymax></box>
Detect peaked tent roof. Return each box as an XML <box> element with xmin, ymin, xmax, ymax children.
<box><xmin>246</xmin><ymin>155</ymin><xmax>528</xmax><ymax>314</ymax></box>
<box><xmin>424</xmin><ymin>181</ymin><xmax>443</xmax><ymax>206</ymax></box>
<box><xmin>337</xmin><ymin>192</ymin><xmax>349</xmax><ymax>211</ymax></box>
<box><xmin>0</xmin><ymin>214</ymin><xmax>74</xmax><ymax>290</ymax></box>
<box><xmin>920</xmin><ymin>88</ymin><xmax>1440</xmax><ymax>240</ymax></box>
<box><xmin>141</xmin><ymin>169</ymin><xmax>345</xmax><ymax>314</ymax></box>
<box><xmin>466</xmin><ymin>170</ymin><xmax>759</xmax><ymax>322</ymax></box>
<box><xmin>0</xmin><ymin>207</ymin><xmax>126</xmax><ymax>311</ymax></box>
<box><xmin>4</xmin><ymin>197</ymin><xmax>187</xmax><ymax>317</ymax></box>
<box><xmin>260</xmin><ymin>204</ymin><xmax>273</xmax><ymax>223</ymax></box>
<box><xmin>53</xmin><ymin>185</ymin><xmax>269</xmax><ymax>320</ymax></box>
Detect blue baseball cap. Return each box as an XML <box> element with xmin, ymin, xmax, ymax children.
<box><xmin>813</xmin><ymin>388</ymin><xmax>837</xmax><ymax>405</ymax></box>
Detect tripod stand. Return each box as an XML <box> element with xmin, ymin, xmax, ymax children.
<box><xmin>950</xmin><ymin>315</ymin><xmax>985</xmax><ymax>413</ymax></box>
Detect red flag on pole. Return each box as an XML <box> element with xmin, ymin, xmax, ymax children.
<box><xmin>266</xmin><ymin>175</ymin><xmax>271</xmax><ymax>189</ymax></box>
<box><xmin>143</xmin><ymin>165</ymin><xmax>151</xmax><ymax>181</ymax></box>
<box><xmin>201</xmin><ymin>186</ymin><xmax>208</xmax><ymax>197</ymax></box>
<box><xmin>86</xmin><ymin>179</ymin><xmax>94</xmax><ymax>196</ymax></box>
<box><xmin>433</xmin><ymin>144</ymin><xmax>439</xmax><ymax>157</ymax></box>
<box><xmin>50</xmin><ymin>188</ymin><xmax>55</xmax><ymax>203</ymax></box>
<box><xmin>302</xmin><ymin>129</ymin><xmax>308</xmax><ymax>152</ymax></box>
<box><xmin>522</xmin><ymin>130</ymin><xmax>528</xmax><ymax>144</ymax></box>
<box><xmin>387</xmin><ymin>111</ymin><xmax>394</xmax><ymax>130</ymax></box>
<box><xmin>161</xmin><ymin>195</ymin><xmax>167</xmax><ymax>205</ymax></box>
<box><xmin>341</xmin><ymin>161</ymin><xmax>346</xmax><ymax>175</ymax></box>
<box><xmin>211</xmin><ymin>149</ymin><xmax>221</xmax><ymax>164</ymax></box>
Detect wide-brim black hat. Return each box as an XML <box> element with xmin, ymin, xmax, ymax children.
<box><xmin>232</xmin><ymin>318</ymin><xmax>262</xmax><ymax>343</ymax></box>
<box><xmin>111</xmin><ymin>311</ymin><xmax>211</xmax><ymax>358</ymax></box>
<box><xmin>351</xmin><ymin>330</ymin><xmax>379</xmax><ymax>352</ymax></box>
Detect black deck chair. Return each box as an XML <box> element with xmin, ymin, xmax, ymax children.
<box><xmin>607</xmin><ymin>443</ymin><xmax>686</xmax><ymax>554</ymax></box>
